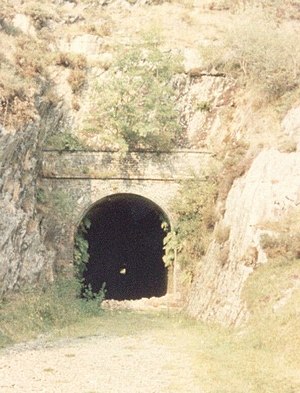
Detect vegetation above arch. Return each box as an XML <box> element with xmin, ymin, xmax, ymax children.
<box><xmin>82</xmin><ymin>33</ymin><xmax>184</xmax><ymax>151</ymax></box>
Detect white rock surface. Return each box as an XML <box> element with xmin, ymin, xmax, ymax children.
<box><xmin>13</xmin><ymin>14</ymin><xmax>36</xmax><ymax>36</ymax></box>
<box><xmin>59</xmin><ymin>34</ymin><xmax>104</xmax><ymax>56</ymax></box>
<box><xmin>187</xmin><ymin>149</ymin><xmax>300</xmax><ymax>326</ymax></box>
<box><xmin>183</xmin><ymin>48</ymin><xmax>204</xmax><ymax>73</ymax></box>
<box><xmin>281</xmin><ymin>105</ymin><xmax>300</xmax><ymax>151</ymax></box>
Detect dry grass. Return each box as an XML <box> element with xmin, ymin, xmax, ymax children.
<box><xmin>201</xmin><ymin>6</ymin><xmax>300</xmax><ymax>100</ymax></box>
<box><xmin>214</xmin><ymin>222</ymin><xmax>230</xmax><ymax>244</ymax></box>
<box><xmin>258</xmin><ymin>207</ymin><xmax>300</xmax><ymax>260</ymax></box>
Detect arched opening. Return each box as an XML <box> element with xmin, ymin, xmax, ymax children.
<box><xmin>77</xmin><ymin>194</ymin><xmax>170</xmax><ymax>300</ymax></box>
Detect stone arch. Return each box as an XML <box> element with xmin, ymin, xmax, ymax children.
<box><xmin>76</xmin><ymin>193</ymin><xmax>171</xmax><ymax>300</ymax></box>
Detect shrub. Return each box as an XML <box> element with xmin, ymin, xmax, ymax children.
<box><xmin>164</xmin><ymin>176</ymin><xmax>218</xmax><ymax>280</ymax></box>
<box><xmin>82</xmin><ymin>32</ymin><xmax>183</xmax><ymax>151</ymax></box>
<box><xmin>201</xmin><ymin>8</ymin><xmax>300</xmax><ymax>99</ymax></box>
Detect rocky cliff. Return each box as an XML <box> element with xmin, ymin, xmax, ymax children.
<box><xmin>187</xmin><ymin>148</ymin><xmax>300</xmax><ymax>325</ymax></box>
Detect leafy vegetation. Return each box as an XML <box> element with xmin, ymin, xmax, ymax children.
<box><xmin>164</xmin><ymin>176</ymin><xmax>218</xmax><ymax>285</ymax></box>
<box><xmin>82</xmin><ymin>33</ymin><xmax>183</xmax><ymax>151</ymax></box>
<box><xmin>45</xmin><ymin>132</ymin><xmax>85</xmax><ymax>151</ymax></box>
<box><xmin>74</xmin><ymin>217</ymin><xmax>91</xmax><ymax>279</ymax></box>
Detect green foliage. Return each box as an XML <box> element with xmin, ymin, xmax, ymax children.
<box><xmin>45</xmin><ymin>132</ymin><xmax>85</xmax><ymax>151</ymax></box>
<box><xmin>83</xmin><ymin>33</ymin><xmax>183</xmax><ymax>151</ymax></box>
<box><xmin>36</xmin><ymin>187</ymin><xmax>47</xmax><ymax>204</ymax></box>
<box><xmin>74</xmin><ymin>217</ymin><xmax>91</xmax><ymax>279</ymax></box>
<box><xmin>164</xmin><ymin>177</ymin><xmax>218</xmax><ymax>279</ymax></box>
<box><xmin>51</xmin><ymin>189</ymin><xmax>75</xmax><ymax>218</ymax></box>
<box><xmin>82</xmin><ymin>282</ymin><xmax>106</xmax><ymax>309</ymax></box>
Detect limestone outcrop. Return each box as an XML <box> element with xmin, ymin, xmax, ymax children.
<box><xmin>187</xmin><ymin>149</ymin><xmax>300</xmax><ymax>325</ymax></box>
<box><xmin>0</xmin><ymin>124</ymin><xmax>47</xmax><ymax>295</ymax></box>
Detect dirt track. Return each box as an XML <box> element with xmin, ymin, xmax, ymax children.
<box><xmin>0</xmin><ymin>330</ymin><xmax>203</xmax><ymax>393</ymax></box>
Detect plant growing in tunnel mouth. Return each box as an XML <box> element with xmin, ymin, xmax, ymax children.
<box><xmin>74</xmin><ymin>217</ymin><xmax>91</xmax><ymax>280</ymax></box>
<box><xmin>164</xmin><ymin>176</ymin><xmax>218</xmax><ymax>286</ymax></box>
<box><xmin>74</xmin><ymin>217</ymin><xmax>107</xmax><ymax>302</ymax></box>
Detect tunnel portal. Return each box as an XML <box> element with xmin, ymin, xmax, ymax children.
<box><xmin>79</xmin><ymin>194</ymin><xmax>169</xmax><ymax>300</ymax></box>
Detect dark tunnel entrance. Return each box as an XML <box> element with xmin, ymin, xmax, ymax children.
<box><xmin>78</xmin><ymin>194</ymin><xmax>169</xmax><ymax>300</ymax></box>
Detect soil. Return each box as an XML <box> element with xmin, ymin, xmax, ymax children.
<box><xmin>0</xmin><ymin>319</ymin><xmax>203</xmax><ymax>393</ymax></box>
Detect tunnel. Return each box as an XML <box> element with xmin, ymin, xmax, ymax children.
<box><xmin>77</xmin><ymin>194</ymin><xmax>169</xmax><ymax>300</ymax></box>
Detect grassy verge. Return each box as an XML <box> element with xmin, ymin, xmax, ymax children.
<box><xmin>189</xmin><ymin>255</ymin><xmax>300</xmax><ymax>393</ymax></box>
<box><xmin>1</xmin><ymin>257</ymin><xmax>299</xmax><ymax>393</ymax></box>
<box><xmin>0</xmin><ymin>279</ymin><xmax>103</xmax><ymax>348</ymax></box>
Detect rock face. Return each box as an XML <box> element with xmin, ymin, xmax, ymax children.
<box><xmin>281</xmin><ymin>105</ymin><xmax>300</xmax><ymax>151</ymax></box>
<box><xmin>187</xmin><ymin>149</ymin><xmax>300</xmax><ymax>326</ymax></box>
<box><xmin>0</xmin><ymin>125</ymin><xmax>47</xmax><ymax>295</ymax></box>
<box><xmin>0</xmin><ymin>99</ymin><xmax>68</xmax><ymax>295</ymax></box>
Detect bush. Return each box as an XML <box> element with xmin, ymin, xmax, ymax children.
<box><xmin>82</xmin><ymin>32</ymin><xmax>183</xmax><ymax>151</ymax></box>
<box><xmin>202</xmin><ymin>8</ymin><xmax>300</xmax><ymax>99</ymax></box>
<box><xmin>164</xmin><ymin>176</ymin><xmax>218</xmax><ymax>280</ymax></box>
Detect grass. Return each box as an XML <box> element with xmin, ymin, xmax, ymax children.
<box><xmin>1</xmin><ymin>264</ymin><xmax>299</xmax><ymax>393</ymax></box>
<box><xmin>0</xmin><ymin>279</ymin><xmax>103</xmax><ymax>348</ymax></box>
<box><xmin>201</xmin><ymin>5</ymin><xmax>300</xmax><ymax>101</ymax></box>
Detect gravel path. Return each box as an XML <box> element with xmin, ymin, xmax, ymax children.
<box><xmin>0</xmin><ymin>331</ymin><xmax>203</xmax><ymax>393</ymax></box>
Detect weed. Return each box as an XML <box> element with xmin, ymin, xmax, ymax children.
<box><xmin>259</xmin><ymin>207</ymin><xmax>300</xmax><ymax>260</ymax></box>
<box><xmin>21</xmin><ymin>1</ymin><xmax>58</xmax><ymax>30</ymax></box>
<box><xmin>196</xmin><ymin>101</ymin><xmax>211</xmax><ymax>112</ymax></box>
<box><xmin>216</xmin><ymin>138</ymin><xmax>251</xmax><ymax>203</ymax></box>
<box><xmin>164</xmin><ymin>176</ymin><xmax>218</xmax><ymax>284</ymax></box>
<box><xmin>37</xmin><ymin>189</ymin><xmax>76</xmax><ymax>220</ymax></box>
